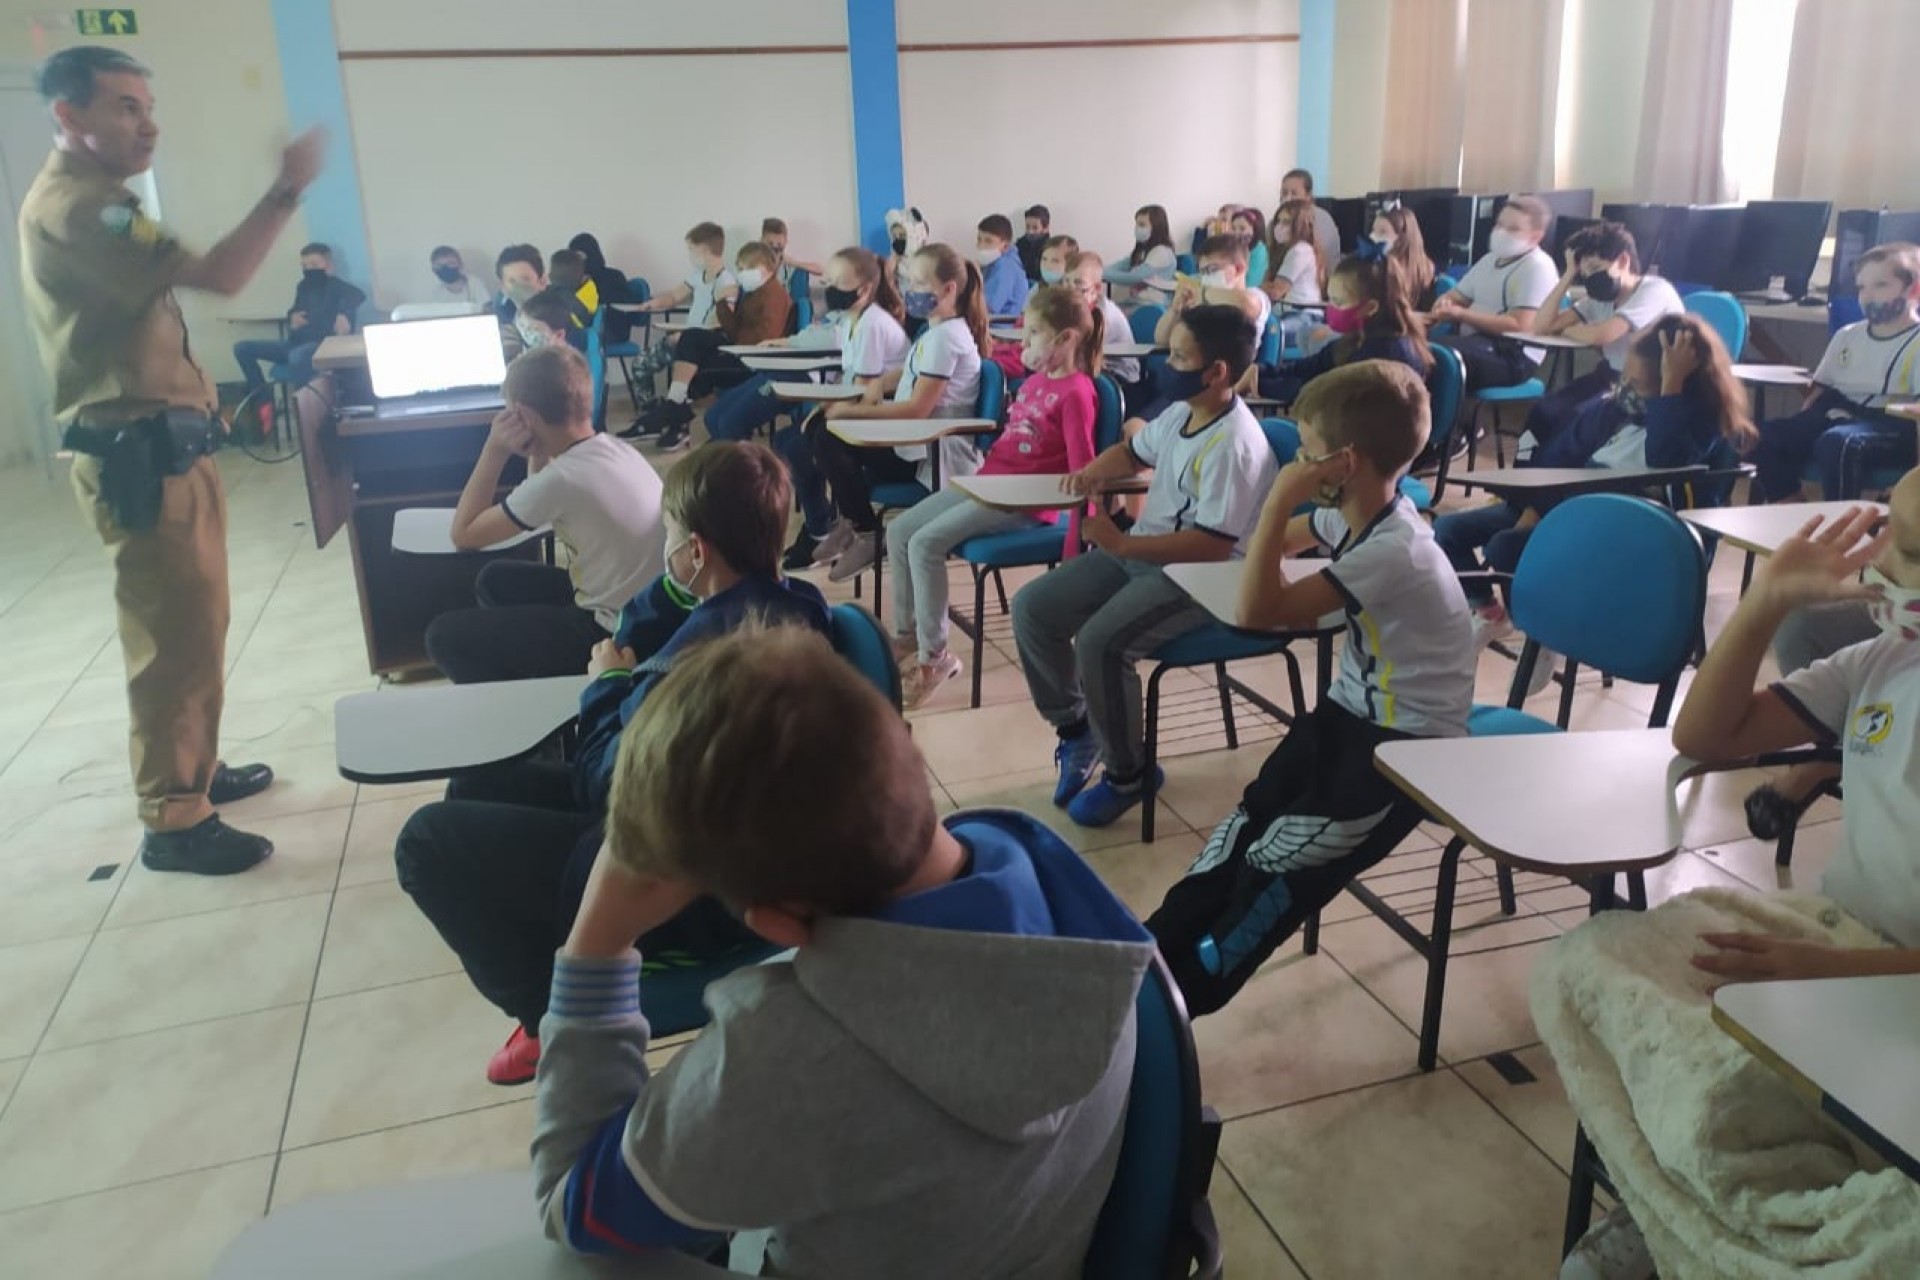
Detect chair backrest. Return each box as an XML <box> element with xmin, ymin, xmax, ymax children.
<box><xmin>1260</xmin><ymin>416</ymin><xmax>1301</xmax><ymax>465</ymax></box>
<box><xmin>1129</xmin><ymin>304</ymin><xmax>1165</xmax><ymax>344</ymax></box>
<box><xmin>787</xmin><ymin>268</ymin><xmax>813</xmax><ymax>334</ymax></box>
<box><xmin>1509</xmin><ymin>494</ymin><xmax>1707</xmax><ymax>687</ymax></box>
<box><xmin>1434</xmin><ymin>272</ymin><xmax>1459</xmax><ymax>297</ymax></box>
<box><xmin>1684</xmin><ymin>290</ymin><xmax>1747</xmax><ymax>360</ymax></box>
<box><xmin>584</xmin><ymin>310</ymin><xmax>607</xmax><ymax>426</ymax></box>
<box><xmin>976</xmin><ymin>360</ymin><xmax>1008</xmax><ymax>422</ymax></box>
<box><xmin>1258</xmin><ymin>313</ymin><xmax>1281</xmax><ymax>367</ymax></box>
<box><xmin>1093</xmin><ymin>373</ymin><xmax>1125</xmax><ymax>452</ymax></box>
<box><xmin>1175</xmin><ymin>252</ymin><xmax>1197</xmax><ymax>277</ymax></box>
<box><xmin>1083</xmin><ymin>952</ymin><xmax>1218</xmax><ymax>1279</ymax></box>
<box><xmin>828</xmin><ymin>604</ymin><xmax>903</xmax><ymax>710</ymax></box>
<box><xmin>625</xmin><ymin>276</ymin><xmax>652</xmax><ymax>303</ymax></box>
<box><xmin>1425</xmin><ymin>341</ymin><xmax>1466</xmax><ymax>447</ymax></box>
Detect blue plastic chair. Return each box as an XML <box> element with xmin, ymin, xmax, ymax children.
<box><xmin>1684</xmin><ymin>289</ymin><xmax>1748</xmax><ymax>360</ymax></box>
<box><xmin>860</xmin><ymin>363</ymin><xmax>1010</xmax><ymax>604</ymax></box>
<box><xmin>1257</xmin><ymin>313</ymin><xmax>1282</xmax><ymax>367</ymax></box>
<box><xmin>1137</xmin><ymin>418</ymin><xmax>1335</xmax><ymax>842</ymax></box>
<box><xmin>1176</xmin><ymin>253</ymin><xmax>1197</xmax><ymax>277</ymax></box>
<box><xmin>1421</xmin><ymin>342</ymin><xmax>1469</xmax><ymax>505</ymax></box>
<box><xmin>1081</xmin><ymin>950</ymin><xmax>1224</xmax><ymax>1280</ymax></box>
<box><xmin>1128</xmin><ymin>304</ymin><xmax>1166</xmax><ymax>344</ymax></box>
<box><xmin>948</xmin><ymin>375</ymin><xmax>1125</xmax><ymax>707</ymax></box>
<box><xmin>606</xmin><ymin>276</ymin><xmax>651</xmax><ymax>406</ymax></box>
<box><xmin>828</xmin><ymin>602</ymin><xmax>904</xmax><ymax>710</ymax></box>
<box><xmin>1300</xmin><ymin>494</ymin><xmax>1709</xmax><ymax>1071</ymax></box>
<box><xmin>584</xmin><ymin>310</ymin><xmax>608</xmax><ymax>431</ymax></box>
<box><xmin>1434</xmin><ymin>272</ymin><xmax>1459</xmax><ymax>298</ymax></box>
<box><xmin>1263</xmin><ymin>416</ymin><xmax>1433</xmax><ymax>514</ymax></box>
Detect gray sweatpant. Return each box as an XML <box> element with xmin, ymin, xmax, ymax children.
<box><xmin>885</xmin><ymin>487</ymin><xmax>1037</xmax><ymax>662</ymax></box>
<box><xmin>1012</xmin><ymin>550</ymin><xmax>1213</xmax><ymax>781</ymax></box>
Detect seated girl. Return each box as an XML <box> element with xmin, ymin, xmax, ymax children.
<box><xmin>805</xmin><ymin>242</ymin><xmax>987</xmax><ymax>583</ymax></box>
<box><xmin>885</xmin><ymin>284</ymin><xmax>1103</xmax><ymax>707</ymax></box>
<box><xmin>1435</xmin><ymin>314</ymin><xmax>1753</xmax><ymax>648</ymax></box>
<box><xmin>1104</xmin><ymin>204</ymin><xmax>1178</xmax><ymax>307</ymax></box>
<box><xmin>1369</xmin><ymin>204</ymin><xmax>1436</xmax><ymax>311</ymax></box>
<box><xmin>1239</xmin><ymin>252</ymin><xmax>1431</xmax><ymax>404</ymax></box>
<box><xmin>1262</xmin><ymin>198</ymin><xmax>1325</xmax><ymax>308</ymax></box>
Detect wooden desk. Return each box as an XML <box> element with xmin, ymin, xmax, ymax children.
<box><xmin>294</xmin><ymin>381</ymin><xmax>541</xmax><ymax>675</ymax></box>
<box><xmin>771</xmin><ymin>382</ymin><xmax>864</xmax><ymax>402</ymax></box>
<box><xmin>211</xmin><ymin>1171</ymin><xmax>732</xmax><ymax>1279</ymax></box>
<box><xmin>827</xmin><ymin>418</ymin><xmax>995</xmax><ymax>492</ymax></box>
<box><xmin>1680</xmin><ymin>500</ymin><xmax>1886</xmax><ymax>557</ymax></box>
<box><xmin>390</xmin><ymin>506</ymin><xmax>549</xmax><ymax>556</ymax></box>
<box><xmin>1714</xmin><ymin>975</ymin><xmax>1920</xmax><ymax>1181</ymax></box>
<box><xmin>313</xmin><ymin>334</ymin><xmax>366</xmax><ymax>371</ymax></box>
<box><xmin>1457</xmin><ymin>464</ymin><xmax>1707</xmax><ymax>502</ymax></box>
<box><xmin>335</xmin><ymin>676</ymin><xmax>584</xmax><ymax>784</ymax></box>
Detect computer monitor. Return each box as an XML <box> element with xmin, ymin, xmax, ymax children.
<box><xmin>1724</xmin><ymin>200</ymin><xmax>1833</xmax><ymax>299</ymax></box>
<box><xmin>1367</xmin><ymin>188</ymin><xmax>1459</xmax><ymax>272</ymax></box>
<box><xmin>1599</xmin><ymin>203</ymin><xmax>1680</xmax><ymax>273</ymax></box>
<box><xmin>1532</xmin><ymin>188</ymin><xmax>1595</xmax><ymax>225</ymax></box>
<box><xmin>363</xmin><ymin>315</ymin><xmax>507</xmax><ymax>401</ymax></box>
<box><xmin>1445</xmin><ymin>193</ymin><xmax>1507</xmax><ymax>271</ymax></box>
<box><xmin>1659</xmin><ymin>204</ymin><xmax>1746</xmax><ymax>290</ymax></box>
<box><xmin>1315</xmin><ymin>197</ymin><xmax>1368</xmax><ymax>257</ymax></box>
<box><xmin>1547</xmin><ymin>215</ymin><xmax>1599</xmax><ymax>263</ymax></box>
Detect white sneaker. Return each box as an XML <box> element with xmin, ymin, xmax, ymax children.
<box><xmin>811</xmin><ymin>519</ymin><xmax>857</xmax><ymax>566</ymax></box>
<box><xmin>889</xmin><ymin>632</ymin><xmax>918</xmax><ymax>666</ymax></box>
<box><xmin>903</xmin><ymin>650</ymin><xmax>964</xmax><ymax>709</ymax></box>
<box><xmin>1471</xmin><ymin>607</ymin><xmax>1515</xmax><ymax>649</ymax></box>
<box><xmin>827</xmin><ymin>533</ymin><xmax>879</xmax><ymax>583</ymax></box>
<box><xmin>1559</xmin><ymin>1207</ymin><xmax>1655</xmax><ymax>1280</ymax></box>
<box><xmin>1528</xmin><ymin>645</ymin><xmax>1560</xmax><ymax>697</ymax></box>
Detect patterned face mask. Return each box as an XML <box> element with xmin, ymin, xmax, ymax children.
<box><xmin>1865</xmin><ymin>566</ymin><xmax>1920</xmax><ymax>641</ymax></box>
<box><xmin>1613</xmin><ymin>385</ymin><xmax>1648</xmax><ymax>422</ymax></box>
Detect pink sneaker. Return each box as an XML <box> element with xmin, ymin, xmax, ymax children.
<box><xmin>486</xmin><ymin>1026</ymin><xmax>540</xmax><ymax>1086</ymax></box>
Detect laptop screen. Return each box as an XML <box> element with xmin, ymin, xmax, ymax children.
<box><xmin>363</xmin><ymin>315</ymin><xmax>507</xmax><ymax>400</ymax></box>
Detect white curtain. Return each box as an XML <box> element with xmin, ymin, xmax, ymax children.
<box><xmin>1458</xmin><ymin>0</ymin><xmax>1565</xmax><ymax>192</ymax></box>
<box><xmin>1774</xmin><ymin>0</ymin><xmax>1920</xmax><ymax>211</ymax></box>
<box><xmin>1633</xmin><ymin>0</ymin><xmax>1736</xmax><ymax>204</ymax></box>
<box><xmin>1380</xmin><ymin>0</ymin><xmax>1468</xmax><ymax>188</ymax></box>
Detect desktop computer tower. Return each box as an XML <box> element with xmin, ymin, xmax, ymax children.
<box><xmin>1444</xmin><ymin>193</ymin><xmax>1506</xmax><ymax>272</ymax></box>
<box><xmin>1315</xmin><ymin>197</ymin><xmax>1369</xmax><ymax>258</ymax></box>
<box><xmin>1366</xmin><ymin>188</ymin><xmax>1458</xmax><ymax>272</ymax></box>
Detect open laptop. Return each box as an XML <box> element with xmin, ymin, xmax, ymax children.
<box><xmin>363</xmin><ymin>314</ymin><xmax>507</xmax><ymax>419</ymax></box>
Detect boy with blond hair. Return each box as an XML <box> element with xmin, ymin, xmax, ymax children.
<box><xmin>530</xmin><ymin>626</ymin><xmax>1154</xmax><ymax>1276</ymax></box>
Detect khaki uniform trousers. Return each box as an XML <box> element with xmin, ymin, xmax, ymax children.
<box><xmin>71</xmin><ymin>452</ymin><xmax>229</xmax><ymax>831</ymax></box>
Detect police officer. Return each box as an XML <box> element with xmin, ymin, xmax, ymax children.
<box><xmin>20</xmin><ymin>46</ymin><xmax>325</xmax><ymax>875</ymax></box>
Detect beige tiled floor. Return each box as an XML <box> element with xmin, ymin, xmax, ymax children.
<box><xmin>0</xmin><ymin>446</ymin><xmax>1840</xmax><ymax>1278</ymax></box>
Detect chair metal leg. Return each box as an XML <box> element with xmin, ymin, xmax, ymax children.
<box><xmin>1283</xmin><ymin>648</ymin><xmax>1307</xmax><ymax>721</ymax></box>
<box><xmin>1316</xmin><ymin>633</ymin><xmax>1334</xmax><ymax>697</ymax></box>
<box><xmin>1302</xmin><ymin>909</ymin><xmax>1321</xmax><ymax>955</ymax></box>
<box><xmin>1626</xmin><ymin>870</ymin><xmax>1648</xmax><ymax>911</ymax></box>
<box><xmin>867</xmin><ymin>528</ymin><xmax>884</xmax><ymax>614</ymax></box>
<box><xmin>992</xmin><ymin>568</ymin><xmax>1010</xmax><ymax>615</ymax></box>
<box><xmin>1213</xmin><ymin>662</ymin><xmax>1239</xmax><ymax>750</ymax></box>
<box><xmin>1142</xmin><ymin>664</ymin><xmax>1168</xmax><ymax>844</ymax></box>
<box><xmin>1740</xmin><ymin>549</ymin><xmax>1757</xmax><ymax>595</ymax></box>
<box><xmin>1416</xmin><ymin>837</ymin><xmax>1467</xmax><ymax>1072</ymax></box>
<box><xmin>969</xmin><ymin>566</ymin><xmax>988</xmax><ymax>709</ymax></box>
<box><xmin>1493</xmin><ymin>404</ymin><xmax>1509</xmax><ymax>467</ymax></box>
<box><xmin>1495</xmin><ymin>864</ymin><xmax>1517</xmax><ymax>916</ymax></box>
<box><xmin>1555</xmin><ymin>656</ymin><xmax>1579</xmax><ymax>728</ymax></box>
<box><xmin>1563</xmin><ymin>1124</ymin><xmax>1602</xmax><ymax>1257</ymax></box>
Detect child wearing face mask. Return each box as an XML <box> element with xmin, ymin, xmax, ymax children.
<box><xmin>1230</xmin><ymin>206</ymin><xmax>1270</xmax><ymax>293</ymax></box>
<box><xmin>1016</xmin><ymin>203</ymin><xmax>1051</xmax><ymax>282</ymax></box>
<box><xmin>621</xmin><ymin>223</ymin><xmax>738</xmax><ymax>435</ymax></box>
<box><xmin>547</xmin><ymin>249</ymin><xmax>601</xmax><ymax>317</ymax></box>
<box><xmin>1436</xmin><ymin>314</ymin><xmax>1754</xmax><ymax>652</ymax></box>
<box><xmin>806</xmin><ymin>243</ymin><xmax>989</xmax><ymax>584</ymax></box>
<box><xmin>1263</xmin><ymin>199</ymin><xmax>1325</xmax><ymax>307</ymax></box>
<box><xmin>1536</xmin><ymin>480</ymin><xmax>1920</xmax><ymax>1280</ymax></box>
<box><xmin>1368</xmin><ymin>206</ymin><xmax>1435</xmax><ymax>311</ymax></box>
<box><xmin>1104</xmin><ymin>204</ymin><xmax>1177</xmax><ymax>307</ymax></box>
<box><xmin>1432</xmin><ymin>195</ymin><xmax>1559</xmax><ymax>391</ymax></box>
<box><xmin>1134</xmin><ymin>235</ymin><xmax>1270</xmax><ymax>433</ymax></box>
<box><xmin>1527</xmin><ymin>221</ymin><xmax>1683</xmax><ymax>447</ymax></box>
<box><xmin>984</xmin><ymin>234</ymin><xmax>1082</xmax><ymax>379</ymax></box>
<box><xmin>1240</xmin><ymin>253</ymin><xmax>1431</xmax><ymax>405</ymax></box>
<box><xmin>886</xmin><ymin>284</ymin><xmax>1104</xmax><ymax>707</ymax></box>
<box><xmin>884</xmin><ymin>207</ymin><xmax>932</xmax><ymax>315</ymax></box>
<box><xmin>1066</xmin><ymin>250</ymin><xmax>1142</xmax><ymax>394</ymax></box>
<box><xmin>636</xmin><ymin>242</ymin><xmax>794</xmax><ymax>450</ymax></box>
<box><xmin>1752</xmin><ymin>242</ymin><xmax>1920</xmax><ymax>503</ymax></box>
<box><xmin>976</xmin><ymin>213</ymin><xmax>1032</xmax><ymax>319</ymax></box>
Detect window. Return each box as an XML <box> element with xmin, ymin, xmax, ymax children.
<box><xmin>1720</xmin><ymin>0</ymin><xmax>1800</xmax><ymax>202</ymax></box>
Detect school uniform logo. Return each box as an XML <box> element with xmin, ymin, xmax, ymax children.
<box><xmin>1848</xmin><ymin>703</ymin><xmax>1894</xmax><ymax>755</ymax></box>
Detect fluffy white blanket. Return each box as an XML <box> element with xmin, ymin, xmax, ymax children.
<box><xmin>1531</xmin><ymin>888</ymin><xmax>1920</xmax><ymax>1278</ymax></box>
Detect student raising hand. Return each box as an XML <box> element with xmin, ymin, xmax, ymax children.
<box><xmin>1757</xmin><ymin>506</ymin><xmax>1891</xmax><ymax>611</ymax></box>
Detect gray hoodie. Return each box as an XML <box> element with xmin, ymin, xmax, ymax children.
<box><xmin>531</xmin><ymin>809</ymin><xmax>1154</xmax><ymax>1278</ymax></box>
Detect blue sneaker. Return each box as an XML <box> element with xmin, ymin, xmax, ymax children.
<box><xmin>1067</xmin><ymin>767</ymin><xmax>1165</xmax><ymax>829</ymax></box>
<box><xmin>1051</xmin><ymin>734</ymin><xmax>1102</xmax><ymax>807</ymax></box>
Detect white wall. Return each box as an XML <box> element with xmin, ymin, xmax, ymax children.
<box><xmin>332</xmin><ymin>0</ymin><xmax>858</xmax><ymax>307</ymax></box>
<box><xmin>895</xmin><ymin>0</ymin><xmax>1301</xmax><ymax>261</ymax></box>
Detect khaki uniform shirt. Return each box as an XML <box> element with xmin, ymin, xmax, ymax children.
<box><xmin>18</xmin><ymin>148</ymin><xmax>215</xmax><ymax>424</ymax></box>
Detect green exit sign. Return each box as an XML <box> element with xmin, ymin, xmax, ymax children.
<box><xmin>75</xmin><ymin>8</ymin><xmax>137</xmax><ymax>36</ymax></box>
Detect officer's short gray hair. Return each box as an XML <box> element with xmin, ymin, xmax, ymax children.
<box><xmin>37</xmin><ymin>45</ymin><xmax>149</xmax><ymax>107</ymax></box>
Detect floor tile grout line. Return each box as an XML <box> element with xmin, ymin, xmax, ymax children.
<box><xmin>0</xmin><ymin>1150</ymin><xmax>281</xmax><ymax>1221</ymax></box>
<box><xmin>1451</xmin><ymin>1054</ymin><xmax>1581</xmax><ymax>1181</ymax></box>
<box><xmin>1213</xmin><ymin>1156</ymin><xmax>1314</xmax><ymax>1280</ymax></box>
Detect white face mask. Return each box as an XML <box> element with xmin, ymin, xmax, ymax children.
<box><xmin>1200</xmin><ymin>269</ymin><xmax>1231</xmax><ymax>289</ymax></box>
<box><xmin>1371</xmin><ymin>233</ymin><xmax>1396</xmax><ymax>250</ymax></box>
<box><xmin>1865</xmin><ymin>566</ymin><xmax>1920</xmax><ymax>641</ymax></box>
<box><xmin>1133</xmin><ymin>224</ymin><xmax>1151</xmax><ymax>244</ymax></box>
<box><xmin>736</xmin><ymin>267</ymin><xmax>769</xmax><ymax>293</ymax></box>
<box><xmin>975</xmin><ymin>245</ymin><xmax>1002</xmax><ymax>267</ymax></box>
<box><xmin>1489</xmin><ymin>228</ymin><xmax>1532</xmax><ymax>259</ymax></box>
<box><xmin>1020</xmin><ymin>332</ymin><xmax>1055</xmax><ymax>372</ymax></box>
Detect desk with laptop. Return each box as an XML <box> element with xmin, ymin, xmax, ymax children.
<box><xmin>296</xmin><ymin>315</ymin><xmax>535</xmax><ymax>675</ymax></box>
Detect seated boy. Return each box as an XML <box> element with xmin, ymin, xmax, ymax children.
<box><xmin>977</xmin><ymin>213</ymin><xmax>1032</xmax><ymax>317</ymax></box>
<box><xmin>759</xmin><ymin>216</ymin><xmax>823</xmax><ymax>286</ymax></box>
<box><xmin>1145</xmin><ymin>361</ymin><xmax>1475</xmax><ymax>1013</ymax></box>
<box><xmin>425</xmin><ymin>345</ymin><xmax>664</xmax><ymax>684</ymax></box>
<box><xmin>232</xmin><ymin>241</ymin><xmax>364</xmax><ymax>396</ymax></box>
<box><xmin>496</xmin><ymin>243</ymin><xmax>587</xmax><ymax>353</ymax></box>
<box><xmin>530</xmin><ymin>624</ymin><xmax>1153</xmax><ymax>1275</ymax></box>
<box><xmin>546</xmin><ymin>248</ymin><xmax>601</xmax><ymax>316</ymax></box>
<box><xmin>399</xmin><ymin>442</ymin><xmax>826</xmax><ymax>1084</ymax></box>
<box><xmin>635</xmin><ymin>240</ymin><xmax>795</xmax><ymax>450</ymax></box>
<box><xmin>1017</xmin><ymin>203</ymin><xmax>1052</xmax><ymax>281</ymax></box>
<box><xmin>1526</xmin><ymin>221</ymin><xmax>1682</xmax><ymax>445</ymax></box>
<box><xmin>1753</xmin><ymin>241</ymin><xmax>1920</xmax><ymax>503</ymax></box>
<box><xmin>1536</xmin><ymin>482</ymin><xmax>1920</xmax><ymax>1279</ymax></box>
<box><xmin>1067</xmin><ymin>249</ymin><xmax>1145</xmax><ymax>397</ymax></box>
<box><xmin>1013</xmin><ymin>305</ymin><xmax>1277</xmax><ymax>828</ymax></box>
<box><xmin>1431</xmin><ymin>194</ymin><xmax>1560</xmax><ymax>392</ymax></box>
<box><xmin>623</xmin><ymin>222</ymin><xmax>737</xmax><ymax>431</ymax></box>
<box><xmin>426</xmin><ymin>244</ymin><xmax>492</xmax><ymax>309</ymax></box>
<box><xmin>517</xmin><ymin>286</ymin><xmax>588</xmax><ymax>352</ymax></box>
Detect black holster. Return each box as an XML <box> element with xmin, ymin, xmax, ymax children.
<box><xmin>63</xmin><ymin>409</ymin><xmax>217</xmax><ymax>533</ymax></box>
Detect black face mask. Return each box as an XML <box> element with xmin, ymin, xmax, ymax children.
<box><xmin>432</xmin><ymin>264</ymin><xmax>462</xmax><ymax>284</ymax></box>
<box><xmin>823</xmin><ymin>285</ymin><xmax>860</xmax><ymax>312</ymax></box>
<box><xmin>1580</xmin><ymin>269</ymin><xmax>1621</xmax><ymax>303</ymax></box>
<box><xmin>302</xmin><ymin>267</ymin><xmax>328</xmax><ymax>286</ymax></box>
<box><xmin>891</xmin><ymin>236</ymin><xmax>908</xmax><ymax>256</ymax></box>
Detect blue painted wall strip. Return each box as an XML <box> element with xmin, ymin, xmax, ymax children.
<box><xmin>268</xmin><ymin>0</ymin><xmax>372</xmax><ymax>289</ymax></box>
<box><xmin>1296</xmin><ymin>0</ymin><xmax>1335</xmax><ymax>183</ymax></box>
<box><xmin>846</xmin><ymin>0</ymin><xmax>905</xmax><ymax>256</ymax></box>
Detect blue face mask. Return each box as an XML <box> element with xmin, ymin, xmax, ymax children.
<box><xmin>904</xmin><ymin>290</ymin><xmax>940</xmax><ymax>319</ymax></box>
<box><xmin>1040</xmin><ymin>267</ymin><xmax>1065</xmax><ymax>285</ymax></box>
<box><xmin>1157</xmin><ymin>362</ymin><xmax>1210</xmax><ymax>402</ymax></box>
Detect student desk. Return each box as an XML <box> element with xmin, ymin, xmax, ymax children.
<box><xmin>334</xmin><ymin>676</ymin><xmax>583</xmax><ymax>784</ymax></box>
<box><xmin>826</xmin><ymin>418</ymin><xmax>996</xmax><ymax>492</ymax></box>
<box><xmin>1456</xmin><ymin>464</ymin><xmax>1707</xmax><ymax>503</ymax></box>
<box><xmin>210</xmin><ymin>1170</ymin><xmax>733</xmax><ymax>1279</ymax></box>
<box><xmin>1732</xmin><ymin>362</ymin><xmax>1811</xmax><ymax>418</ymax></box>
<box><xmin>771</xmin><ymin>382</ymin><xmax>865</xmax><ymax>403</ymax></box>
<box><xmin>1713</xmin><ymin>974</ymin><xmax>1920</xmax><ymax>1181</ymax></box>
<box><xmin>1373</xmin><ymin>728</ymin><xmax>1694</xmax><ymax>1068</ymax></box>
<box><xmin>720</xmin><ymin>344</ymin><xmax>840</xmax><ymax>358</ymax></box>
<box><xmin>1679</xmin><ymin>500</ymin><xmax>1886</xmax><ymax>558</ymax></box>
<box><xmin>1164</xmin><ymin>557</ymin><xmax>1346</xmax><ymax>693</ymax></box>
<box><xmin>389</xmin><ymin>507</ymin><xmax>549</xmax><ymax>556</ymax></box>
<box><xmin>1105</xmin><ymin>342</ymin><xmax>1160</xmax><ymax>358</ymax></box>
<box><xmin>990</xmin><ymin>327</ymin><xmax>1024</xmax><ymax>342</ymax></box>
<box><xmin>293</xmin><ymin>380</ymin><xmax>541</xmax><ymax>675</ymax></box>
<box><xmin>313</xmin><ymin>333</ymin><xmax>367</xmax><ymax>371</ymax></box>
<box><xmin>738</xmin><ymin>355</ymin><xmax>840</xmax><ymax>375</ymax></box>
<box><xmin>1519</xmin><ymin>331</ymin><xmax>1595</xmax><ymax>391</ymax></box>
<box><xmin>1743</xmin><ymin>299</ymin><xmax>1833</xmax><ymax>370</ymax></box>
<box><xmin>948</xmin><ymin>472</ymin><xmax>1148</xmax><ymax>511</ymax></box>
